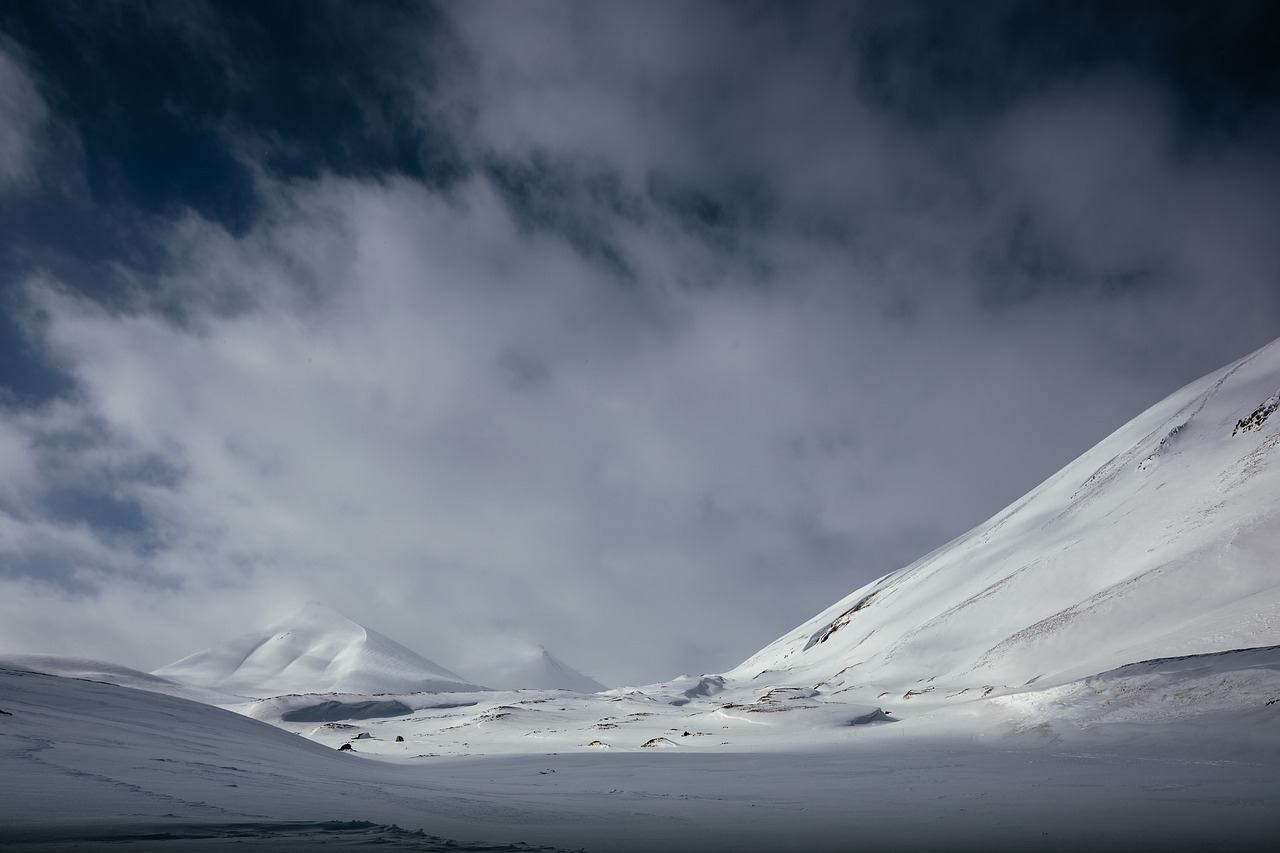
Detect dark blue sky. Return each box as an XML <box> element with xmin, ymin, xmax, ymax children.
<box><xmin>1</xmin><ymin>1</ymin><xmax>1278</xmax><ymax>684</ymax></box>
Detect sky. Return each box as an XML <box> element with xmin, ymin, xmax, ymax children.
<box><xmin>1</xmin><ymin>1</ymin><xmax>1279</xmax><ymax>688</ymax></box>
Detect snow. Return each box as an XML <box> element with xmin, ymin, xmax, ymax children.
<box><xmin>150</xmin><ymin>604</ymin><xmax>604</xmax><ymax>697</ymax></box>
<box><xmin>729</xmin><ymin>338</ymin><xmax>1280</xmax><ymax>697</ymax></box>
<box><xmin>0</xmin><ymin>653</ymin><xmax>242</xmax><ymax>706</ymax></box>
<box><xmin>2</xmin><ymin>662</ymin><xmax>1277</xmax><ymax>851</ymax></box>
<box><xmin>151</xmin><ymin>603</ymin><xmax>482</xmax><ymax>697</ymax></box>
<box><xmin>5</xmin><ymin>339</ymin><xmax>1280</xmax><ymax>849</ymax></box>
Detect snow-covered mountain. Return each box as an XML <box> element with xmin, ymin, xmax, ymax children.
<box><xmin>728</xmin><ymin>338</ymin><xmax>1280</xmax><ymax>697</ymax></box>
<box><xmin>476</xmin><ymin>644</ymin><xmax>606</xmax><ymax>692</ymax></box>
<box><xmin>153</xmin><ymin>603</ymin><xmax>482</xmax><ymax>697</ymax></box>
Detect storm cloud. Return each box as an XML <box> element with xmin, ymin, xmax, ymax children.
<box><xmin>1</xmin><ymin>1</ymin><xmax>1278</xmax><ymax>686</ymax></box>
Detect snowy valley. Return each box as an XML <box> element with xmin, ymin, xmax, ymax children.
<box><xmin>5</xmin><ymin>339</ymin><xmax>1280</xmax><ymax>850</ymax></box>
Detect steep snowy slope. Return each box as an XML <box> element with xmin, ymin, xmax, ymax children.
<box><xmin>729</xmin><ymin>338</ymin><xmax>1280</xmax><ymax>696</ymax></box>
<box><xmin>153</xmin><ymin>603</ymin><xmax>481</xmax><ymax>697</ymax></box>
<box><xmin>478</xmin><ymin>644</ymin><xmax>606</xmax><ymax>692</ymax></box>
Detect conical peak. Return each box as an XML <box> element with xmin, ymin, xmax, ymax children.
<box><xmin>269</xmin><ymin>603</ymin><xmax>364</xmax><ymax>634</ymax></box>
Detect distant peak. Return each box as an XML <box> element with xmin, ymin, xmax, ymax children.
<box><xmin>154</xmin><ymin>602</ymin><xmax>478</xmax><ymax>696</ymax></box>
<box><xmin>299</xmin><ymin>600</ymin><xmax>338</xmax><ymax>613</ymax></box>
<box><xmin>289</xmin><ymin>602</ymin><xmax>354</xmax><ymax>621</ymax></box>
<box><xmin>265</xmin><ymin>603</ymin><xmax>367</xmax><ymax>638</ymax></box>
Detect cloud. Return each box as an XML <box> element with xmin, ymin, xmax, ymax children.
<box><xmin>0</xmin><ymin>38</ymin><xmax>48</xmax><ymax>191</ymax></box>
<box><xmin>1</xmin><ymin>2</ymin><xmax>1279</xmax><ymax>685</ymax></box>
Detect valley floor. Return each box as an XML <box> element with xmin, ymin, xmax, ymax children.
<box><xmin>6</xmin><ymin>747</ymin><xmax>1276</xmax><ymax>852</ymax></box>
<box><xmin>3</xmin><ymin>664</ymin><xmax>1280</xmax><ymax>851</ymax></box>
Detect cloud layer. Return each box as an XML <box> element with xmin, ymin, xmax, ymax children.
<box><xmin>1</xmin><ymin>2</ymin><xmax>1278</xmax><ymax>685</ymax></box>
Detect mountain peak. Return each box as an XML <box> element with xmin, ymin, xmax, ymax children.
<box><xmin>476</xmin><ymin>643</ymin><xmax>607</xmax><ymax>692</ymax></box>
<box><xmin>153</xmin><ymin>606</ymin><xmax>480</xmax><ymax>698</ymax></box>
<box><xmin>268</xmin><ymin>602</ymin><xmax>363</xmax><ymax>635</ymax></box>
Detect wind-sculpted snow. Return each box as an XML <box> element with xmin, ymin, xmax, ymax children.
<box><xmin>728</xmin><ymin>338</ymin><xmax>1280</xmax><ymax>699</ymax></box>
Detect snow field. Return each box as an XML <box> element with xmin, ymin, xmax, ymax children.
<box><xmin>4</xmin><ymin>663</ymin><xmax>1278</xmax><ymax>851</ymax></box>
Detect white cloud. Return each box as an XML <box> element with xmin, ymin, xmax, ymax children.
<box><xmin>3</xmin><ymin>5</ymin><xmax>1279</xmax><ymax>685</ymax></box>
<box><xmin>1</xmin><ymin>157</ymin><xmax>1266</xmax><ymax>685</ymax></box>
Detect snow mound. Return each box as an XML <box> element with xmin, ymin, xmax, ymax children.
<box><xmin>730</xmin><ymin>338</ymin><xmax>1280</xmax><ymax>696</ymax></box>
<box><xmin>848</xmin><ymin>708</ymin><xmax>895</xmax><ymax>725</ymax></box>
<box><xmin>0</xmin><ymin>653</ymin><xmax>242</xmax><ymax>705</ymax></box>
<box><xmin>0</xmin><ymin>668</ymin><xmax>563</xmax><ymax>850</ymax></box>
<box><xmin>153</xmin><ymin>603</ymin><xmax>482</xmax><ymax>698</ymax></box>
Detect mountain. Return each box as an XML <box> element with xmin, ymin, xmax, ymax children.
<box><xmin>727</xmin><ymin>338</ymin><xmax>1280</xmax><ymax>697</ymax></box>
<box><xmin>153</xmin><ymin>603</ymin><xmax>482</xmax><ymax>697</ymax></box>
<box><xmin>477</xmin><ymin>644</ymin><xmax>606</xmax><ymax>692</ymax></box>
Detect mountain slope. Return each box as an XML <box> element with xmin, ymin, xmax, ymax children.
<box><xmin>0</xmin><ymin>653</ymin><xmax>241</xmax><ymax>705</ymax></box>
<box><xmin>153</xmin><ymin>603</ymin><xmax>481</xmax><ymax>697</ymax></box>
<box><xmin>729</xmin><ymin>338</ymin><xmax>1280</xmax><ymax>696</ymax></box>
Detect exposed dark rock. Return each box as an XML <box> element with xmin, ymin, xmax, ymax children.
<box><xmin>806</xmin><ymin>591</ymin><xmax>880</xmax><ymax>649</ymax></box>
<box><xmin>1233</xmin><ymin>394</ymin><xmax>1280</xmax><ymax>435</ymax></box>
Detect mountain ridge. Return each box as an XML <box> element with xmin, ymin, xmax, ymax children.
<box><xmin>152</xmin><ymin>603</ymin><xmax>607</xmax><ymax>697</ymax></box>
